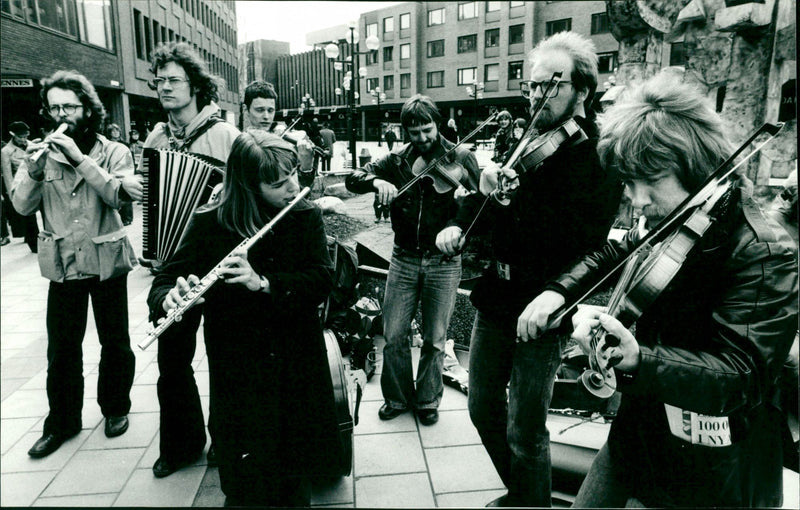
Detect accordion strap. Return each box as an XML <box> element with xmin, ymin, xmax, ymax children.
<box><xmin>163</xmin><ymin>116</ymin><xmax>223</xmax><ymax>152</ymax></box>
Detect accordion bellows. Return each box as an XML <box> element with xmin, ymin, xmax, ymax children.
<box><xmin>142</xmin><ymin>148</ymin><xmax>225</xmax><ymax>262</ymax></box>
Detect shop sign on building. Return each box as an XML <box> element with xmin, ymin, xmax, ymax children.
<box><xmin>1</xmin><ymin>79</ymin><xmax>34</xmax><ymax>88</ymax></box>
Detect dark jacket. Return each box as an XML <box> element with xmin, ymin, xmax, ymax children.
<box><xmin>492</xmin><ymin>125</ymin><xmax>514</xmax><ymax>162</ymax></box>
<box><xmin>147</xmin><ymin>202</ymin><xmax>339</xmax><ymax>485</ymax></box>
<box><xmin>346</xmin><ymin>136</ymin><xmax>480</xmax><ymax>252</ymax></box>
<box><xmin>451</xmin><ymin>115</ymin><xmax>622</xmax><ymax>322</ymax></box>
<box><xmin>550</xmin><ymin>182</ymin><xmax>798</xmax><ymax>507</ymax></box>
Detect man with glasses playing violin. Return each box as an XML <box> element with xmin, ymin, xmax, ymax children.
<box><xmin>522</xmin><ymin>72</ymin><xmax>798</xmax><ymax>507</ymax></box>
<box><xmin>436</xmin><ymin>32</ymin><xmax>621</xmax><ymax>507</ymax></box>
<box><xmin>346</xmin><ymin>94</ymin><xmax>480</xmax><ymax>426</ymax></box>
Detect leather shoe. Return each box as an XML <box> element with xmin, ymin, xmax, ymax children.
<box><xmin>417</xmin><ymin>408</ymin><xmax>439</xmax><ymax>425</ymax></box>
<box><xmin>104</xmin><ymin>415</ymin><xmax>129</xmax><ymax>438</ymax></box>
<box><xmin>378</xmin><ymin>404</ymin><xmax>407</xmax><ymax>420</ymax></box>
<box><xmin>28</xmin><ymin>431</ymin><xmax>78</xmax><ymax>458</ymax></box>
<box><xmin>486</xmin><ymin>494</ymin><xmax>509</xmax><ymax>507</ymax></box>
<box><xmin>152</xmin><ymin>454</ymin><xmax>200</xmax><ymax>478</ymax></box>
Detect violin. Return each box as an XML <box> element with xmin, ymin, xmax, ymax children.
<box><xmin>279</xmin><ymin>117</ymin><xmax>327</xmax><ymax>157</ymax></box>
<box><xmin>395</xmin><ymin>110</ymin><xmax>499</xmax><ymax>198</ymax></box>
<box><xmin>544</xmin><ymin>122</ymin><xmax>785</xmax><ymax>398</ymax></box>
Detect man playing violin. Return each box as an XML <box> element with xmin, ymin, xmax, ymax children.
<box><xmin>523</xmin><ymin>72</ymin><xmax>798</xmax><ymax>507</ymax></box>
<box><xmin>436</xmin><ymin>32</ymin><xmax>621</xmax><ymax>507</ymax></box>
<box><xmin>345</xmin><ymin>94</ymin><xmax>480</xmax><ymax>426</ymax></box>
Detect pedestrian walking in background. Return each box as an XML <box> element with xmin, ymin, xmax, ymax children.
<box><xmin>384</xmin><ymin>127</ymin><xmax>397</xmax><ymax>151</ymax></box>
<box><xmin>318</xmin><ymin>122</ymin><xmax>336</xmax><ymax>173</ymax></box>
<box><xmin>492</xmin><ymin>110</ymin><xmax>514</xmax><ymax>163</ymax></box>
<box><xmin>440</xmin><ymin>118</ymin><xmax>459</xmax><ymax>143</ymax></box>
<box><xmin>12</xmin><ymin>70</ymin><xmax>139</xmax><ymax>459</ymax></box>
<box><xmin>2</xmin><ymin>121</ymin><xmax>40</xmax><ymax>252</ymax></box>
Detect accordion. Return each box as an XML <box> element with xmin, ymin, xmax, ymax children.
<box><xmin>142</xmin><ymin>148</ymin><xmax>225</xmax><ymax>262</ymax></box>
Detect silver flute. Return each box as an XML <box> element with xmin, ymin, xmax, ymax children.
<box><xmin>138</xmin><ymin>186</ymin><xmax>311</xmax><ymax>350</ymax></box>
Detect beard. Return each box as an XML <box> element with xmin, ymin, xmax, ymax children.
<box><xmin>533</xmin><ymin>93</ymin><xmax>579</xmax><ymax>132</ymax></box>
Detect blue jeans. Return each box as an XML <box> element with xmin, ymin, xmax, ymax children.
<box><xmin>573</xmin><ymin>443</ymin><xmax>634</xmax><ymax>507</ymax></box>
<box><xmin>468</xmin><ymin>311</ymin><xmax>562</xmax><ymax>507</ymax></box>
<box><xmin>380</xmin><ymin>246</ymin><xmax>461</xmax><ymax>410</ymax></box>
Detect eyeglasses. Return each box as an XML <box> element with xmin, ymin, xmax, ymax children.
<box><xmin>152</xmin><ymin>76</ymin><xmax>190</xmax><ymax>89</ymax></box>
<box><xmin>520</xmin><ymin>80</ymin><xmax>572</xmax><ymax>99</ymax></box>
<box><xmin>47</xmin><ymin>104</ymin><xmax>83</xmax><ymax>116</ymax></box>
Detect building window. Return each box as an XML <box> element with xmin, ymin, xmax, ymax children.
<box><xmin>399</xmin><ymin>12</ymin><xmax>410</xmax><ymax>30</ymax></box>
<box><xmin>400</xmin><ymin>73</ymin><xmax>411</xmax><ymax>89</ymax></box>
<box><xmin>427</xmin><ymin>39</ymin><xmax>445</xmax><ymax>58</ymax></box>
<box><xmin>365</xmin><ymin>50</ymin><xmax>378</xmax><ymax>65</ymax></box>
<box><xmin>508</xmin><ymin>60</ymin><xmax>524</xmax><ymax>80</ymax></box>
<box><xmin>427</xmin><ymin>7</ymin><xmax>444</xmax><ymax>26</ymax></box>
<box><xmin>670</xmin><ymin>42</ymin><xmax>686</xmax><ymax>66</ymax></box>
<box><xmin>457</xmin><ymin>67</ymin><xmax>477</xmax><ymax>86</ymax></box>
<box><xmin>509</xmin><ymin>1</ymin><xmax>524</xmax><ymax>7</ymax></box>
<box><xmin>75</xmin><ymin>0</ymin><xmax>113</xmax><ymax>50</ymax></box>
<box><xmin>427</xmin><ymin>71</ymin><xmax>444</xmax><ymax>88</ymax></box>
<box><xmin>458</xmin><ymin>34</ymin><xmax>477</xmax><ymax>53</ymax></box>
<box><xmin>485</xmin><ymin>28</ymin><xmax>500</xmax><ymax>48</ymax></box>
<box><xmin>384</xmin><ymin>75</ymin><xmax>394</xmax><ymax>91</ymax></box>
<box><xmin>597</xmin><ymin>51</ymin><xmax>617</xmax><ymax>73</ymax></box>
<box><xmin>546</xmin><ymin>18</ymin><xmax>571</xmax><ymax>36</ymax></box>
<box><xmin>35</xmin><ymin>0</ymin><xmax>77</xmax><ymax>36</ymax></box>
<box><xmin>2</xmin><ymin>0</ymin><xmax>24</xmax><ymax>18</ymax></box>
<box><xmin>458</xmin><ymin>2</ymin><xmax>478</xmax><ymax>20</ymax></box>
<box><xmin>366</xmin><ymin>77</ymin><xmax>379</xmax><ymax>92</ymax></box>
<box><xmin>144</xmin><ymin>15</ymin><xmax>152</xmax><ymax>59</ymax></box>
<box><xmin>591</xmin><ymin>12</ymin><xmax>609</xmax><ymax>34</ymax></box>
<box><xmin>509</xmin><ymin>24</ymin><xmax>524</xmax><ymax>44</ymax></box>
<box><xmin>366</xmin><ymin>22</ymin><xmax>378</xmax><ymax>39</ymax></box>
<box><xmin>383</xmin><ymin>46</ymin><xmax>394</xmax><ymax>62</ymax></box>
<box><xmin>383</xmin><ymin>16</ymin><xmax>394</xmax><ymax>33</ymax></box>
<box><xmin>485</xmin><ymin>63</ymin><xmax>499</xmax><ymax>82</ymax></box>
<box><xmin>486</xmin><ymin>2</ymin><xmax>501</xmax><ymax>12</ymax></box>
<box><xmin>133</xmin><ymin>8</ymin><xmax>144</xmax><ymax>59</ymax></box>
<box><xmin>400</xmin><ymin>43</ymin><xmax>410</xmax><ymax>60</ymax></box>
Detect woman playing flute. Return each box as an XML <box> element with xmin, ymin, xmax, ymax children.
<box><xmin>147</xmin><ymin>130</ymin><xmax>338</xmax><ymax>506</ymax></box>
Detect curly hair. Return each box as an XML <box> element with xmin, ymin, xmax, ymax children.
<box><xmin>529</xmin><ymin>31</ymin><xmax>599</xmax><ymax>110</ymax></box>
<box><xmin>597</xmin><ymin>71</ymin><xmax>732</xmax><ymax>193</ymax></box>
<box><xmin>40</xmin><ymin>70</ymin><xmax>106</xmax><ymax>134</ymax></box>
<box><xmin>149</xmin><ymin>42</ymin><xmax>221</xmax><ymax>108</ymax></box>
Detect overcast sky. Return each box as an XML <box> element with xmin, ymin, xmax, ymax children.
<box><xmin>236</xmin><ymin>1</ymin><xmax>403</xmax><ymax>53</ymax></box>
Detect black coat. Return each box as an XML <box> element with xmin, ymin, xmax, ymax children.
<box><xmin>147</xmin><ymin>201</ymin><xmax>338</xmax><ymax>487</ymax></box>
<box><xmin>452</xmin><ymin>115</ymin><xmax>622</xmax><ymax>323</ymax></box>
<box><xmin>550</xmin><ymin>183</ymin><xmax>798</xmax><ymax>507</ymax></box>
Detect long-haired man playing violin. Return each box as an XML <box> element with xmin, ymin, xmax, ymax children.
<box><xmin>522</xmin><ymin>72</ymin><xmax>798</xmax><ymax>507</ymax></box>
<box><xmin>346</xmin><ymin>94</ymin><xmax>479</xmax><ymax>426</ymax></box>
<box><xmin>436</xmin><ymin>32</ymin><xmax>621</xmax><ymax>507</ymax></box>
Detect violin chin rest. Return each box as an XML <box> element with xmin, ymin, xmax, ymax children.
<box><xmin>579</xmin><ymin>370</ymin><xmax>616</xmax><ymax>399</ymax></box>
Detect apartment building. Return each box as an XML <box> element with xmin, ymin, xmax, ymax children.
<box><xmin>1</xmin><ymin>0</ymin><xmax>239</xmax><ymax>139</ymax></box>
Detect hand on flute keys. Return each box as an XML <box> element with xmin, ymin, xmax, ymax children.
<box><xmin>26</xmin><ymin>124</ymin><xmax>68</xmax><ymax>178</ymax></box>
<box><xmin>162</xmin><ymin>274</ymin><xmax>206</xmax><ymax>314</ymax></box>
<box><xmin>217</xmin><ymin>248</ymin><xmax>268</xmax><ymax>293</ymax></box>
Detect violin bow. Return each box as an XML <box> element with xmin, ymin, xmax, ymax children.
<box><xmin>546</xmin><ymin>121</ymin><xmax>785</xmax><ymax>329</ymax></box>
<box><xmin>446</xmin><ymin>74</ymin><xmax>564</xmax><ymax>257</ymax></box>
<box><xmin>500</xmin><ymin>71</ymin><xmax>562</xmax><ymax>167</ymax></box>
<box><xmin>395</xmin><ymin>110</ymin><xmax>500</xmax><ymax>197</ymax></box>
